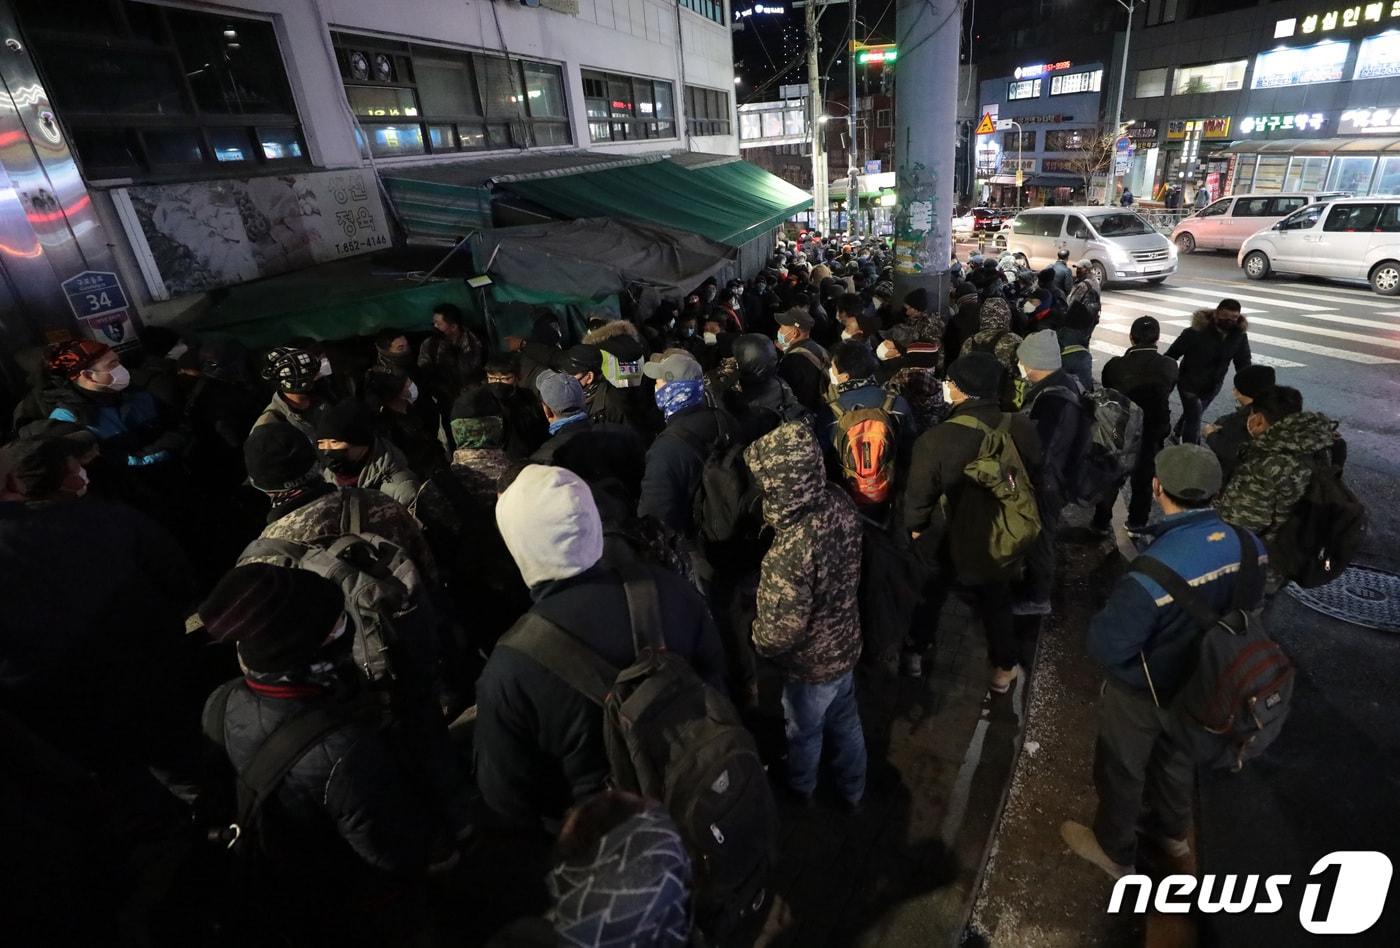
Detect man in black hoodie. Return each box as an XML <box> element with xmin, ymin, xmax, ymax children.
<box><xmin>1165</xmin><ymin>299</ymin><xmax>1252</xmax><ymax>445</ymax></box>
<box><xmin>1099</xmin><ymin>317</ymin><xmax>1180</xmax><ymax>532</ymax></box>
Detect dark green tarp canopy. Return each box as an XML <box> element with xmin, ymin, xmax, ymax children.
<box><xmin>498</xmin><ymin>156</ymin><xmax>811</xmax><ymax>247</ymax></box>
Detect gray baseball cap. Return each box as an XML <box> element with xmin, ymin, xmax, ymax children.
<box><xmin>641</xmin><ymin>351</ymin><xmax>703</xmax><ymax>382</ymax></box>
<box><xmin>1155</xmin><ymin>443</ymin><xmax>1223</xmax><ymax>501</ymax></box>
<box><xmin>535</xmin><ymin>369</ymin><xmax>585</xmax><ymax>414</ymax></box>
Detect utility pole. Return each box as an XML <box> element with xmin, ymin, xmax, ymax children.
<box><xmin>847</xmin><ymin>0</ymin><xmax>859</xmax><ymax>237</ymax></box>
<box><xmin>892</xmin><ymin>0</ymin><xmax>958</xmax><ymax>302</ymax></box>
<box><xmin>1102</xmin><ymin>0</ymin><xmax>1136</xmax><ymax>207</ymax></box>
<box><xmin>806</xmin><ymin>0</ymin><xmax>828</xmax><ymax>234</ymax></box>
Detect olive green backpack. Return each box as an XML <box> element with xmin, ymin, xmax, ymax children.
<box><xmin>944</xmin><ymin>414</ymin><xmax>1043</xmax><ymax>584</ymax></box>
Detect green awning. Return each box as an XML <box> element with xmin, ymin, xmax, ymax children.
<box><xmin>500</xmin><ymin>156</ymin><xmax>811</xmax><ymax>246</ymax></box>
<box><xmin>180</xmin><ymin>259</ymin><xmax>478</xmax><ymax>348</ymax></box>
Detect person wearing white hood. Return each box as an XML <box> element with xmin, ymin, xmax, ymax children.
<box><xmin>474</xmin><ymin>464</ymin><xmax>728</xmax><ymax>826</ymax></box>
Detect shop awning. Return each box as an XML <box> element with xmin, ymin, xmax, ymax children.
<box><xmin>1026</xmin><ymin>174</ymin><xmax>1083</xmax><ymax>188</ymax></box>
<box><xmin>498</xmin><ymin>154</ymin><xmax>811</xmax><ymax>246</ymax></box>
<box><xmin>1224</xmin><ymin>137</ymin><xmax>1400</xmax><ymax>155</ymax></box>
<box><xmin>175</xmin><ymin>258</ymin><xmax>477</xmax><ymax>348</ymax></box>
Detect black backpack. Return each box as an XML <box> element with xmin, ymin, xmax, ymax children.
<box><xmin>499</xmin><ymin>564</ymin><xmax>776</xmax><ymax>938</ymax></box>
<box><xmin>1266</xmin><ymin>453</ymin><xmax>1366</xmax><ymax>588</ymax></box>
<box><xmin>673</xmin><ymin>412</ymin><xmax>766</xmax><ymax>548</ymax></box>
<box><xmin>1133</xmin><ymin>526</ymin><xmax>1295</xmax><ymax>772</ymax></box>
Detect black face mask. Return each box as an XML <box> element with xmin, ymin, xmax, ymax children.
<box><xmin>319</xmin><ymin>448</ymin><xmax>364</xmax><ymax>476</ymax></box>
<box><xmin>486</xmin><ymin>381</ymin><xmax>515</xmax><ymax>400</ymax></box>
<box><xmin>380</xmin><ymin>350</ymin><xmax>413</xmax><ymax>370</ymax></box>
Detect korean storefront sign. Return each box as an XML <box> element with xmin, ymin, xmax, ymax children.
<box><xmin>1237</xmin><ymin>112</ymin><xmax>1328</xmax><ymax>135</ymax></box>
<box><xmin>1275</xmin><ymin>2</ymin><xmax>1400</xmax><ymax>37</ymax></box>
<box><xmin>1339</xmin><ymin>106</ymin><xmax>1400</xmax><ymax>133</ymax></box>
<box><xmin>1166</xmin><ymin>118</ymin><xmax>1233</xmax><ymax>140</ymax></box>
<box><xmin>1124</xmin><ymin>122</ymin><xmax>1160</xmax><ymax>142</ymax></box>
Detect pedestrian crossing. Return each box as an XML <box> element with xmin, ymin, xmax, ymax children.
<box><xmin>1095</xmin><ymin>278</ymin><xmax>1400</xmax><ymax>367</ymax></box>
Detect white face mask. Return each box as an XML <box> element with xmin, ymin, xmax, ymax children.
<box><xmin>317</xmin><ymin>356</ymin><xmax>332</xmax><ymax>378</ymax></box>
<box><xmin>405</xmin><ymin>380</ymin><xmax>419</xmax><ymax>404</ymax></box>
<box><xmin>166</xmin><ymin>341</ymin><xmax>189</xmax><ymax>361</ymax></box>
<box><xmin>74</xmin><ymin>465</ymin><xmax>89</xmax><ymax>497</ymax></box>
<box><xmin>840</xmin><ymin>330</ymin><xmax>855</xmax><ymax>341</ymax></box>
<box><xmin>941</xmin><ymin>380</ymin><xmax>954</xmax><ymax>404</ymax></box>
<box><xmin>101</xmin><ymin>364</ymin><xmax>131</xmax><ymax>392</ymax></box>
<box><xmin>828</xmin><ymin>368</ymin><xmax>842</xmax><ymax>387</ymax></box>
<box><xmin>877</xmin><ymin>341</ymin><xmax>898</xmax><ymax>361</ymax></box>
<box><xmin>1017</xmin><ymin>362</ymin><xmax>1031</xmax><ymax>378</ymax></box>
<box><xmin>1022</xmin><ymin>300</ymin><xmax>1038</xmax><ymax>314</ymax></box>
<box><xmin>702</xmin><ymin>331</ymin><xmax>718</xmax><ymax>346</ymax></box>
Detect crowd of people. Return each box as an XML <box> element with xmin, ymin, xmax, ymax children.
<box><xmin>0</xmin><ymin>230</ymin><xmax>1352</xmax><ymax>946</ymax></box>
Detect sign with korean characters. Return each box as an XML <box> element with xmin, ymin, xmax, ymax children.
<box><xmin>1166</xmin><ymin>117</ymin><xmax>1232</xmax><ymax>140</ymax></box>
<box><xmin>62</xmin><ymin>270</ymin><xmax>137</xmax><ymax>346</ymax></box>
<box><xmin>1238</xmin><ymin>112</ymin><xmax>1327</xmax><ymax>135</ymax></box>
<box><xmin>1275</xmin><ymin>2</ymin><xmax>1400</xmax><ymax>38</ymax></box>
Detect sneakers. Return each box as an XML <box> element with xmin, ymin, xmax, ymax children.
<box><xmin>990</xmin><ymin>666</ymin><xmax>1019</xmax><ymax>694</ymax></box>
<box><xmin>900</xmin><ymin>649</ymin><xmax>924</xmax><ymax>678</ymax></box>
<box><xmin>1060</xmin><ymin>821</ymin><xmax>1133</xmax><ymax>881</ymax></box>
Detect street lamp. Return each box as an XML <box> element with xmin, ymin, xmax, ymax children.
<box><xmin>1103</xmin><ymin>0</ymin><xmax>1137</xmax><ymax>207</ymax></box>
<box><xmin>1006</xmin><ymin>119</ymin><xmax>1024</xmax><ymax>210</ymax></box>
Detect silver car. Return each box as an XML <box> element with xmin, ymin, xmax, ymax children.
<box><xmin>1238</xmin><ymin>198</ymin><xmax>1400</xmax><ymax>295</ymax></box>
<box><xmin>1000</xmin><ymin>207</ymin><xmax>1178</xmax><ymax>286</ymax></box>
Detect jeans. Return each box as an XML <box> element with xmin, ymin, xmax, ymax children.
<box><xmin>1091</xmin><ymin>679</ymin><xmax>1195</xmax><ymax>867</ymax></box>
<box><xmin>1176</xmin><ymin>383</ymin><xmax>1221</xmax><ymax>446</ymax></box>
<box><xmin>781</xmin><ymin>671</ymin><xmax>867</xmax><ymax>803</ymax></box>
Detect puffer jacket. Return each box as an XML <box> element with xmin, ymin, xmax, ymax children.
<box><xmin>1217</xmin><ymin>411</ymin><xmax>1339</xmax><ymax>544</ymax></box>
<box><xmin>1165</xmin><ymin>310</ymin><xmax>1252</xmax><ymax>396</ymax></box>
<box><xmin>746</xmin><ymin>422</ymin><xmax>863</xmax><ymax>684</ymax></box>
<box><xmin>219</xmin><ymin>680</ymin><xmax>447</xmax><ymax>877</ymax></box>
<box><xmin>324</xmin><ymin>436</ymin><xmax>421</xmax><ymax>508</ymax></box>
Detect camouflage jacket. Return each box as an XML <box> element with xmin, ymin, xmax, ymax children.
<box><xmin>745</xmin><ymin>422</ymin><xmax>863</xmax><ymax>683</ymax></box>
<box><xmin>244</xmin><ymin>486</ymin><xmax>438</xmax><ymax>582</ymax></box>
<box><xmin>1217</xmin><ymin>411</ymin><xmax>1339</xmax><ymax>544</ymax></box>
<box><xmin>970</xmin><ymin>298</ymin><xmax>1023</xmax><ymax>371</ymax></box>
<box><xmin>417</xmin><ymin>331</ymin><xmax>483</xmax><ymax>401</ymax></box>
<box><xmin>410</xmin><ymin>447</ymin><xmax>511</xmax><ymax>562</ymax></box>
<box><xmin>886</xmin><ymin>366</ymin><xmax>949</xmax><ymax>433</ymax></box>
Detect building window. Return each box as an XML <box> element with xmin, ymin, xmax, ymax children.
<box><xmin>583</xmin><ymin>70</ymin><xmax>677</xmax><ymax>142</ymax></box>
<box><xmin>1284</xmin><ymin>156</ymin><xmax>1329</xmax><ymax>193</ymax></box>
<box><xmin>679</xmin><ymin>0</ymin><xmax>725</xmax><ymax>25</ymax></box>
<box><xmin>685</xmin><ymin>85</ymin><xmax>732</xmax><ymax>137</ymax></box>
<box><xmin>13</xmin><ymin>0</ymin><xmax>308</xmax><ymax>181</ymax></box>
<box><xmin>1002</xmin><ymin>130</ymin><xmax>1035</xmax><ymax>151</ymax></box>
<box><xmin>877</xmin><ymin>109</ymin><xmax>892</xmax><ymax>128</ymax></box>
<box><xmin>1172</xmin><ymin>60</ymin><xmax>1249</xmax><ymax>95</ymax></box>
<box><xmin>1251</xmin><ymin>42</ymin><xmax>1350</xmax><ymax>89</ymax></box>
<box><xmin>1049</xmin><ymin>69</ymin><xmax>1102</xmax><ymax>96</ymax></box>
<box><xmin>1007</xmin><ymin>78</ymin><xmax>1041</xmax><ymax>100</ymax></box>
<box><xmin>1145</xmin><ymin>0</ymin><xmax>1178</xmax><ymax>27</ymax></box>
<box><xmin>335</xmin><ymin>35</ymin><xmax>569</xmax><ymax>156</ymax></box>
<box><xmin>1135</xmin><ymin>67</ymin><xmax>1168</xmax><ymax>98</ymax></box>
<box><xmin>1044</xmin><ymin>129</ymin><xmax>1091</xmax><ymax>152</ymax></box>
<box><xmin>1355</xmin><ymin>32</ymin><xmax>1400</xmax><ymax>81</ymax></box>
<box><xmin>1375</xmin><ymin>157</ymin><xmax>1400</xmax><ymax>196</ymax></box>
<box><xmin>1326</xmin><ymin>156</ymin><xmax>1377</xmax><ymax>194</ymax></box>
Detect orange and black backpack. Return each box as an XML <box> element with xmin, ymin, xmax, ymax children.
<box><xmin>828</xmin><ymin>391</ymin><xmax>900</xmax><ymax>507</ymax></box>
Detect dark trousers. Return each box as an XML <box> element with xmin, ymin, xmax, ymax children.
<box><xmin>1092</xmin><ymin>433</ymin><xmax>1165</xmax><ymax>529</ymax></box>
<box><xmin>911</xmin><ymin>578</ymin><xmax>1020</xmax><ymax>670</ymax></box>
<box><xmin>1023</xmin><ymin>501</ymin><xmax>1062</xmax><ymax>604</ymax></box>
<box><xmin>1176</xmin><ymin>383</ymin><xmax>1222</xmax><ymax>446</ymax></box>
<box><xmin>1092</xmin><ymin>679</ymin><xmax>1195</xmax><ymax>867</ymax></box>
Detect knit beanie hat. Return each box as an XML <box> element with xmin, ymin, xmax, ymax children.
<box><xmin>244</xmin><ymin>422</ymin><xmax>319</xmax><ymax>492</ymax></box>
<box><xmin>262</xmin><ymin>346</ymin><xmax>319</xmax><ymax>394</ymax></box>
<box><xmin>198</xmin><ymin>564</ymin><xmax>345</xmax><ymax>674</ymax></box>
<box><xmin>1234</xmin><ymin>364</ymin><xmax>1277</xmax><ymax>399</ymax></box>
<box><xmin>1017</xmin><ymin>330</ymin><xmax>1062</xmax><ymax>372</ymax></box>
<box><xmin>903</xmin><ymin>287</ymin><xmax>929</xmax><ymax>312</ymax></box>
<box><xmin>44</xmin><ymin>339</ymin><xmax>110</xmax><ymax>380</ymax></box>
<box><xmin>496</xmin><ymin>464</ymin><xmax>603</xmax><ymax>588</ymax></box>
<box><xmin>948</xmin><ymin>352</ymin><xmax>1004</xmax><ymax>399</ymax></box>
<box><xmin>316</xmin><ymin>399</ymin><xmax>375</xmax><ymax>445</ymax></box>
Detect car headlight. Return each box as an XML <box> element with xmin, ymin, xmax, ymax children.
<box><xmin>1106</xmin><ymin>243</ymin><xmax>1131</xmax><ymax>263</ymax></box>
<box><xmin>1167</xmin><ymin>243</ymin><xmax>1179</xmax><ymax>261</ymax></box>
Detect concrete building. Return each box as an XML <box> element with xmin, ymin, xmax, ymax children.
<box><xmin>0</xmin><ymin>0</ymin><xmax>748</xmax><ymax>358</ymax></box>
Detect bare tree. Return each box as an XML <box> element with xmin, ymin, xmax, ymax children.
<box><xmin>1060</xmin><ymin>127</ymin><xmax>1119</xmax><ymax>201</ymax></box>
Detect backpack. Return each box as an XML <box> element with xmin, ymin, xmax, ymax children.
<box><xmin>499</xmin><ymin>564</ymin><xmax>776</xmax><ymax>937</ymax></box>
<box><xmin>943</xmin><ymin>414</ymin><xmax>1043</xmax><ymax>585</ymax></box>
<box><xmin>1266</xmin><ymin>454</ymin><xmax>1366</xmax><ymax>588</ymax></box>
<box><xmin>1132</xmin><ymin>527</ymin><xmax>1294</xmax><ymax>772</ymax></box>
<box><xmin>673</xmin><ymin>412</ymin><xmax>764</xmax><ymax>548</ymax></box>
<box><xmin>238</xmin><ymin>492</ymin><xmax>422</xmax><ymax>685</ymax></box>
<box><xmin>1076</xmin><ymin>386</ymin><xmax>1144</xmax><ymax>504</ymax></box>
<box><xmin>828</xmin><ymin>391</ymin><xmax>900</xmax><ymax>507</ymax></box>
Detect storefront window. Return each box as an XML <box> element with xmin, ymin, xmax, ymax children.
<box><xmin>1232</xmin><ymin>154</ymin><xmax>1258</xmax><ymax>193</ymax></box>
<box><xmin>1050</xmin><ymin>70</ymin><xmax>1102</xmax><ymax>96</ymax></box>
<box><xmin>1284</xmin><ymin>155</ymin><xmax>1329</xmax><ymax>193</ymax></box>
<box><xmin>1251</xmin><ymin>41</ymin><xmax>1350</xmax><ymax>89</ymax></box>
<box><xmin>1355</xmin><ymin>32</ymin><xmax>1400</xmax><ymax>81</ymax></box>
<box><xmin>1251</xmin><ymin>156</ymin><xmax>1288</xmax><ymax>192</ymax></box>
<box><xmin>1373</xmin><ymin>157</ymin><xmax>1400</xmax><ymax>196</ymax></box>
<box><xmin>1136</xmin><ymin>68</ymin><xmax>1168</xmax><ymax>97</ymax></box>
<box><xmin>1172</xmin><ymin>60</ymin><xmax>1247</xmax><ymax>94</ymax></box>
<box><xmin>1326</xmin><ymin>156</ymin><xmax>1377</xmax><ymax>194</ymax></box>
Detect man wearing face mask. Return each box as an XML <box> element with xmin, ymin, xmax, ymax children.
<box><xmin>18</xmin><ymin>339</ymin><xmax>189</xmax><ymax>502</ymax></box>
<box><xmin>254</xmin><ymin>345</ymin><xmax>329</xmax><ymax>446</ymax></box>
<box><xmin>776</xmin><ymin>308</ymin><xmax>830</xmax><ymax>415</ymax></box>
<box><xmin>364</xmin><ymin>368</ymin><xmax>445</xmax><ymax>478</ymax></box>
<box><xmin>1166</xmin><ymin>299</ymin><xmax>1252</xmax><ymax>445</ymax></box>
<box><xmin>639</xmin><ymin>352</ymin><xmax>731</xmax><ymax>544</ymax></box>
<box><xmin>419</xmin><ymin>303</ymin><xmax>484</xmax><ymax>438</ymax></box>
<box><xmin>315</xmin><ymin>399</ymin><xmax>421</xmax><ymax>508</ymax></box>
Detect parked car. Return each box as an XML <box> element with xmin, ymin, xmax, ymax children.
<box><xmin>1238</xmin><ymin>198</ymin><xmax>1400</xmax><ymax>295</ymax></box>
<box><xmin>999</xmin><ymin>206</ymin><xmax>1177</xmax><ymax>286</ymax></box>
<box><xmin>971</xmin><ymin>207</ymin><xmax>1012</xmax><ymax>233</ymax></box>
<box><xmin>1172</xmin><ymin>192</ymin><xmax>1350</xmax><ymax>254</ymax></box>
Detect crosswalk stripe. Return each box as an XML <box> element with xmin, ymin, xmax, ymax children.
<box><xmin>1189</xmin><ymin>279</ymin><xmax>1396</xmax><ymax>309</ymax></box>
<box><xmin>1116</xmin><ymin>286</ymin><xmax>1331</xmax><ymax>312</ymax></box>
<box><xmin>1101</xmin><ymin>300</ymin><xmax>1199</xmax><ymax>319</ymax></box>
<box><xmin>1280</xmin><ymin>311</ymin><xmax>1400</xmax><ymax>332</ymax></box>
<box><xmin>1092</xmin><ymin>322</ymin><xmax>1307</xmax><ymax>368</ymax></box>
<box><xmin>1090</xmin><ymin>340</ymin><xmax>1126</xmax><ymax>358</ymax></box>
<box><xmin>1234</xmin><ymin>314</ymin><xmax>1400</xmax><ymax>352</ymax></box>
<box><xmin>1192</xmin><ymin>274</ymin><xmax>1381</xmax><ymax>301</ymax></box>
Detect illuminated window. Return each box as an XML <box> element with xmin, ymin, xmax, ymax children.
<box><xmin>1172</xmin><ymin>60</ymin><xmax>1249</xmax><ymax>94</ymax></box>
<box><xmin>1355</xmin><ymin>32</ymin><xmax>1400</xmax><ymax>80</ymax></box>
<box><xmin>1251</xmin><ymin>42</ymin><xmax>1350</xmax><ymax>89</ymax></box>
<box><xmin>1135</xmin><ymin>68</ymin><xmax>1168</xmax><ymax>97</ymax></box>
<box><xmin>14</xmin><ymin>0</ymin><xmax>308</xmax><ymax>180</ymax></box>
<box><xmin>584</xmin><ymin>70</ymin><xmax>677</xmax><ymax>142</ymax></box>
<box><xmin>1007</xmin><ymin>78</ymin><xmax>1041</xmax><ymax>100</ymax></box>
<box><xmin>1049</xmin><ymin>69</ymin><xmax>1102</xmax><ymax>96</ymax></box>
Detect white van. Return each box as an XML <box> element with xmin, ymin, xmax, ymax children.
<box><xmin>1238</xmin><ymin>198</ymin><xmax>1400</xmax><ymax>295</ymax></box>
<box><xmin>999</xmin><ymin>207</ymin><xmax>1177</xmax><ymax>286</ymax></box>
<box><xmin>1170</xmin><ymin>193</ymin><xmax>1329</xmax><ymax>254</ymax></box>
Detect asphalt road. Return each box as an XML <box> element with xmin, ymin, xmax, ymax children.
<box><xmin>1098</xmin><ymin>250</ymin><xmax>1400</xmax><ymax>573</ymax></box>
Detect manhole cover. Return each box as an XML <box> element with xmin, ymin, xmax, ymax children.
<box><xmin>1287</xmin><ymin>567</ymin><xmax>1400</xmax><ymax>633</ymax></box>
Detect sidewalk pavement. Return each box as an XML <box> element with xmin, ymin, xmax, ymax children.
<box><xmin>754</xmin><ymin>594</ymin><xmax>1027</xmax><ymax>946</ymax></box>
